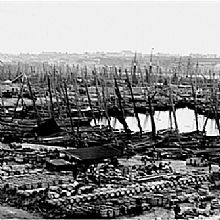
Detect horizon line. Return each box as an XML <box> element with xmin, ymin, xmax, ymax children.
<box><xmin>0</xmin><ymin>50</ymin><xmax>219</xmax><ymax>57</ymax></box>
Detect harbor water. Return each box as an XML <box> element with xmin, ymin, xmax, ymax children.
<box><xmin>91</xmin><ymin>108</ymin><xmax>220</xmax><ymax>136</ymax></box>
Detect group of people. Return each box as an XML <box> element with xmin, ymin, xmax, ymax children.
<box><xmin>142</xmin><ymin>157</ymin><xmax>174</xmax><ymax>174</ymax></box>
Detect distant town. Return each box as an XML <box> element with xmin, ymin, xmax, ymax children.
<box><xmin>0</xmin><ymin>51</ymin><xmax>219</xmax><ymax>67</ymax></box>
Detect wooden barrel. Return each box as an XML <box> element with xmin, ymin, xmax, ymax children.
<box><xmin>124</xmin><ymin>199</ymin><xmax>130</xmax><ymax>207</ymax></box>
<box><xmin>127</xmin><ymin>204</ymin><xmax>136</xmax><ymax>214</ymax></box>
<box><xmin>107</xmin><ymin>208</ymin><xmax>114</xmax><ymax>218</ymax></box>
<box><xmin>100</xmin><ymin>209</ymin><xmax>108</xmax><ymax>218</ymax></box>
<box><xmin>150</xmin><ymin>197</ymin><xmax>158</xmax><ymax>206</ymax></box>
<box><xmin>115</xmin><ymin>190</ymin><xmax>120</xmax><ymax>197</ymax></box>
<box><xmin>120</xmin><ymin>205</ymin><xmax>127</xmax><ymax>215</ymax></box>
<box><xmin>113</xmin><ymin>206</ymin><xmax>120</xmax><ymax>217</ymax></box>
<box><xmin>25</xmin><ymin>183</ymin><xmax>32</xmax><ymax>190</ymax></box>
<box><xmin>130</xmin><ymin>188</ymin><xmax>136</xmax><ymax>195</ymax></box>
<box><xmin>130</xmin><ymin>198</ymin><xmax>136</xmax><ymax>205</ymax></box>
<box><xmin>104</xmin><ymin>192</ymin><xmax>110</xmax><ymax>199</ymax></box>
<box><xmin>95</xmin><ymin>205</ymin><xmax>100</xmax><ymax>214</ymax></box>
<box><xmin>135</xmin><ymin>186</ymin><xmax>141</xmax><ymax>193</ymax></box>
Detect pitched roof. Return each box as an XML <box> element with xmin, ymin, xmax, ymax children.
<box><xmin>65</xmin><ymin>145</ymin><xmax>122</xmax><ymax>162</ymax></box>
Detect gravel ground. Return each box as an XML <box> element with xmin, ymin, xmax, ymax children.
<box><xmin>119</xmin><ymin>207</ymin><xmax>175</xmax><ymax>220</ymax></box>
<box><xmin>0</xmin><ymin>204</ymin><xmax>41</xmax><ymax>219</ymax></box>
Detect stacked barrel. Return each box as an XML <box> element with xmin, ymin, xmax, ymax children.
<box><xmin>0</xmin><ymin>141</ymin><xmax>215</xmax><ymax>219</ymax></box>
<box><xmin>40</xmin><ymin>174</ymin><xmax>211</xmax><ymax>218</ymax></box>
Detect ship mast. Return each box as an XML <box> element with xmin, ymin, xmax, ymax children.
<box><xmin>149</xmin><ymin>48</ymin><xmax>154</xmax><ymax>85</ymax></box>
<box><xmin>192</xmin><ymin>61</ymin><xmax>199</xmax><ymax>132</ymax></box>
<box><xmin>146</xmin><ymin>48</ymin><xmax>156</xmax><ymax>138</ymax></box>
<box><xmin>125</xmin><ymin>68</ymin><xmax>142</xmax><ymax>138</ymax></box>
<box><xmin>114</xmin><ymin>69</ymin><xmax>130</xmax><ymax>135</ymax></box>
<box><xmin>131</xmin><ymin>52</ymin><xmax>138</xmax><ymax>85</ymax></box>
<box><xmin>169</xmin><ymin>85</ymin><xmax>178</xmax><ymax>132</ymax></box>
<box><xmin>83</xmin><ymin>66</ymin><xmax>97</xmax><ymax>125</ymax></box>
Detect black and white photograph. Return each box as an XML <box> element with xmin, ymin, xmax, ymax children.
<box><xmin>1</xmin><ymin>0</ymin><xmax>220</xmax><ymax>219</ymax></box>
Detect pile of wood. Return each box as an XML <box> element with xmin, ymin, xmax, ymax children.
<box><xmin>0</xmin><ymin>143</ymin><xmax>61</xmax><ymax>169</ymax></box>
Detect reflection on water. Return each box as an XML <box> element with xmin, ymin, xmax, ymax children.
<box><xmin>91</xmin><ymin>108</ymin><xmax>219</xmax><ymax>136</ymax></box>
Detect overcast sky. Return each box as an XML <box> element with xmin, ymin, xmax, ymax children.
<box><xmin>0</xmin><ymin>1</ymin><xmax>220</xmax><ymax>55</ymax></box>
